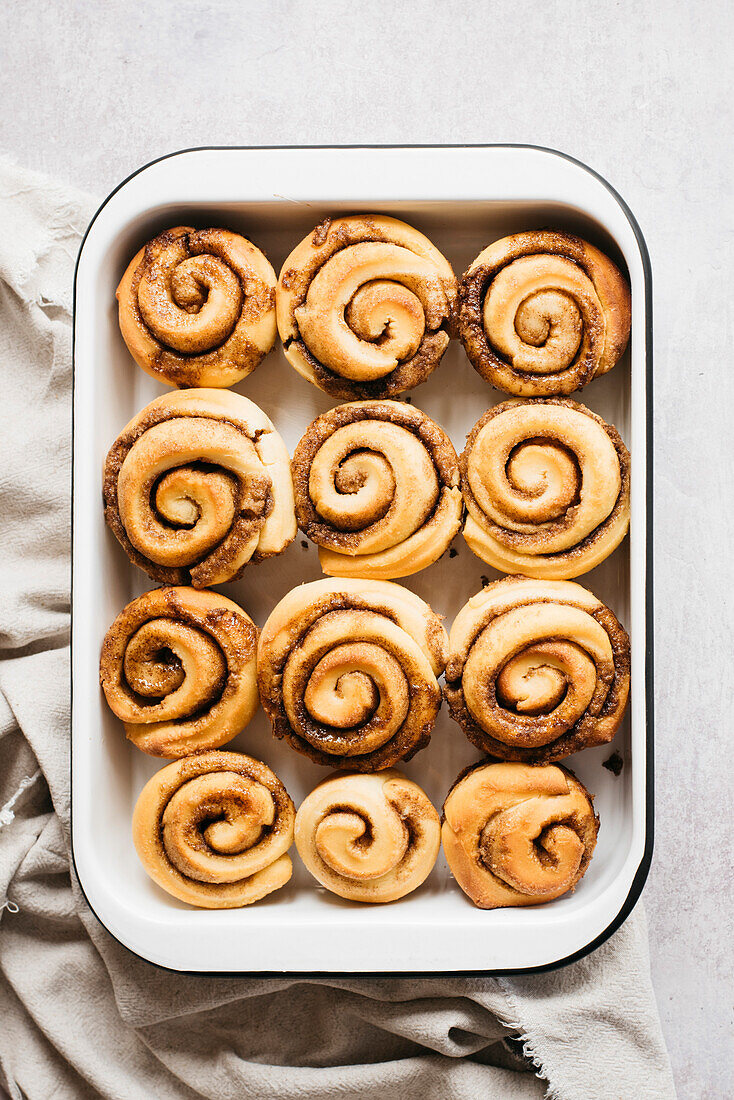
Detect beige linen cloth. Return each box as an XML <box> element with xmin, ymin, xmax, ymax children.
<box><xmin>0</xmin><ymin>157</ymin><xmax>675</xmax><ymax>1100</ymax></box>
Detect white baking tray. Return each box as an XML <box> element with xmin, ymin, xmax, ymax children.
<box><xmin>72</xmin><ymin>146</ymin><xmax>652</xmax><ymax>973</ymax></box>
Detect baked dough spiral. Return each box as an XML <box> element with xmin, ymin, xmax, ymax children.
<box><xmin>444</xmin><ymin>576</ymin><xmax>630</xmax><ymax>762</ymax></box>
<box><xmin>295</xmin><ymin>770</ymin><xmax>440</xmax><ymax>902</ymax></box>
<box><xmin>292</xmin><ymin>400</ymin><xmax>463</xmax><ymax>579</ymax></box>
<box><xmin>277</xmin><ymin>215</ymin><xmax>457</xmax><ymax>399</ymax></box>
<box><xmin>460</xmin><ymin>398</ymin><xmax>630</xmax><ymax>578</ymax></box>
<box><xmin>103</xmin><ymin>389</ymin><xmax>296</xmax><ymax>587</ymax></box>
<box><xmin>459</xmin><ymin>230</ymin><xmax>631</xmax><ymax>396</ymax></box>
<box><xmin>442</xmin><ymin>761</ymin><xmax>598</xmax><ymax>909</ymax></box>
<box><xmin>132</xmin><ymin>751</ymin><xmax>295</xmax><ymax>908</ymax></box>
<box><xmin>100</xmin><ymin>587</ymin><xmax>258</xmax><ymax>757</ymax></box>
<box><xmin>258</xmin><ymin>579</ymin><xmax>448</xmax><ymax>770</ymax></box>
<box><xmin>117</xmin><ymin>226</ymin><xmax>277</xmax><ymax>388</ymax></box>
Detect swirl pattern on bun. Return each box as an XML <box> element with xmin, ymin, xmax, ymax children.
<box><xmin>258</xmin><ymin>579</ymin><xmax>448</xmax><ymax>770</ymax></box>
<box><xmin>292</xmin><ymin>400</ymin><xmax>462</xmax><ymax>579</ymax></box>
<box><xmin>132</xmin><ymin>751</ymin><xmax>295</xmax><ymax>908</ymax></box>
<box><xmin>445</xmin><ymin>576</ymin><xmax>630</xmax><ymax>762</ymax></box>
<box><xmin>295</xmin><ymin>770</ymin><xmax>441</xmax><ymax>902</ymax></box>
<box><xmin>102</xmin><ymin>389</ymin><xmax>295</xmax><ymax>587</ymax></box>
<box><xmin>117</xmin><ymin>226</ymin><xmax>277</xmax><ymax>388</ymax></box>
<box><xmin>460</xmin><ymin>398</ymin><xmax>630</xmax><ymax>579</ymax></box>
<box><xmin>277</xmin><ymin>215</ymin><xmax>457</xmax><ymax>399</ymax></box>
<box><xmin>100</xmin><ymin>587</ymin><xmax>258</xmax><ymax>757</ymax></box>
<box><xmin>442</xmin><ymin>761</ymin><xmax>598</xmax><ymax>908</ymax></box>
<box><xmin>459</xmin><ymin>230</ymin><xmax>631</xmax><ymax>396</ymax></box>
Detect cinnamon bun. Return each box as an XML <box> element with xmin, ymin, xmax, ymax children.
<box><xmin>459</xmin><ymin>230</ymin><xmax>631</xmax><ymax>396</ymax></box>
<box><xmin>102</xmin><ymin>389</ymin><xmax>295</xmax><ymax>586</ymax></box>
<box><xmin>117</xmin><ymin>226</ymin><xmax>276</xmax><ymax>387</ymax></box>
<box><xmin>442</xmin><ymin>760</ymin><xmax>598</xmax><ymax>908</ymax></box>
<box><xmin>445</xmin><ymin>576</ymin><xmax>630</xmax><ymax>762</ymax></box>
<box><xmin>460</xmin><ymin>398</ymin><xmax>630</xmax><ymax>578</ymax></box>
<box><xmin>292</xmin><ymin>400</ymin><xmax>462</xmax><ymax>578</ymax></box>
<box><xmin>100</xmin><ymin>587</ymin><xmax>258</xmax><ymax>757</ymax></box>
<box><xmin>132</xmin><ymin>751</ymin><xmax>295</xmax><ymax>908</ymax></box>
<box><xmin>277</xmin><ymin>215</ymin><xmax>457</xmax><ymax>399</ymax></box>
<box><xmin>258</xmin><ymin>578</ymin><xmax>447</xmax><ymax>770</ymax></box>
<box><xmin>295</xmin><ymin>770</ymin><xmax>440</xmax><ymax>902</ymax></box>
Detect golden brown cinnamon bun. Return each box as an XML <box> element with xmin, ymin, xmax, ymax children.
<box><xmin>258</xmin><ymin>578</ymin><xmax>447</xmax><ymax>770</ymax></box>
<box><xmin>276</xmin><ymin>215</ymin><xmax>457</xmax><ymax>399</ymax></box>
<box><xmin>132</xmin><ymin>751</ymin><xmax>295</xmax><ymax>908</ymax></box>
<box><xmin>100</xmin><ymin>587</ymin><xmax>258</xmax><ymax>757</ymax></box>
<box><xmin>292</xmin><ymin>400</ymin><xmax>462</xmax><ymax>579</ymax></box>
<box><xmin>442</xmin><ymin>761</ymin><xmax>598</xmax><ymax>908</ymax></box>
<box><xmin>102</xmin><ymin>389</ymin><xmax>296</xmax><ymax>587</ymax></box>
<box><xmin>459</xmin><ymin>231</ymin><xmax>631</xmax><ymax>396</ymax></box>
<box><xmin>295</xmin><ymin>770</ymin><xmax>440</xmax><ymax>902</ymax></box>
<box><xmin>117</xmin><ymin>226</ymin><xmax>277</xmax><ymax>388</ymax></box>
<box><xmin>445</xmin><ymin>576</ymin><xmax>630</xmax><ymax>762</ymax></box>
<box><xmin>460</xmin><ymin>398</ymin><xmax>630</xmax><ymax>578</ymax></box>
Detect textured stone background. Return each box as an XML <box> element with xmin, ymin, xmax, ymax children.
<box><xmin>1</xmin><ymin>1</ymin><xmax>731</xmax><ymax>1096</ymax></box>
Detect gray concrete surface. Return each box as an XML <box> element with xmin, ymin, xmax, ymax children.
<box><xmin>0</xmin><ymin>1</ymin><xmax>731</xmax><ymax>1096</ymax></box>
